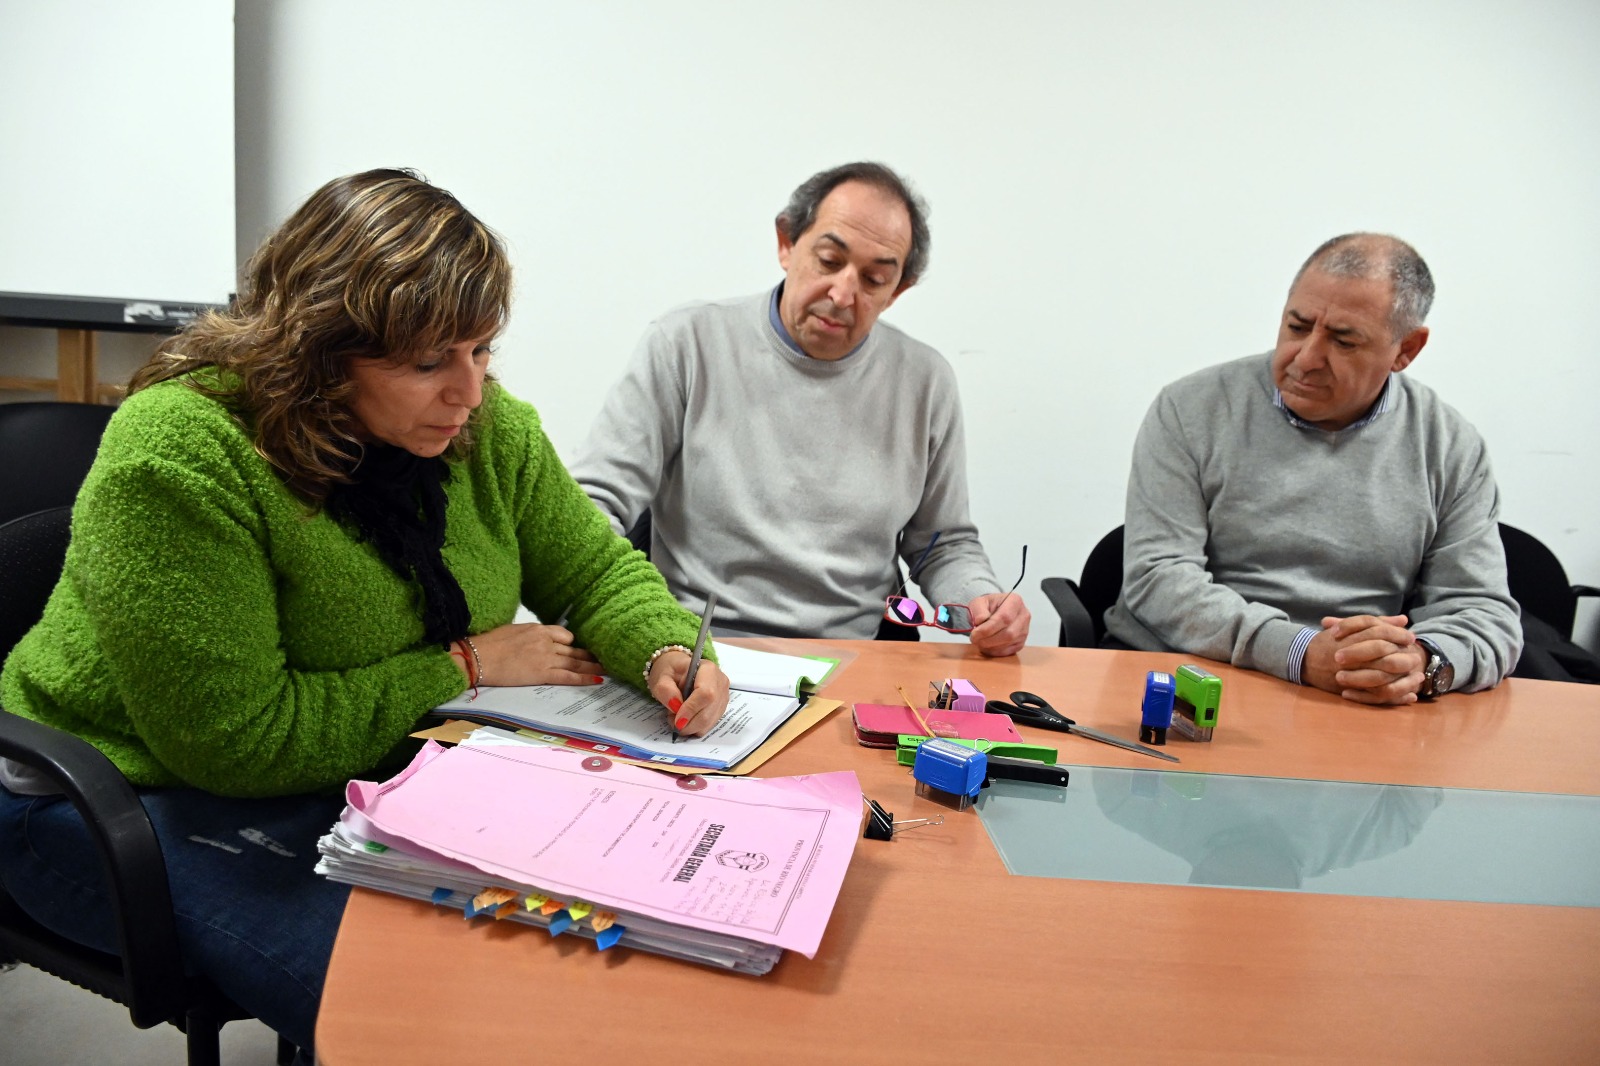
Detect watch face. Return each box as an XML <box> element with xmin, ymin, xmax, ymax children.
<box><xmin>1418</xmin><ymin>639</ymin><xmax>1453</xmax><ymax>698</ymax></box>
<box><xmin>1433</xmin><ymin>660</ymin><xmax>1455</xmax><ymax>695</ymax></box>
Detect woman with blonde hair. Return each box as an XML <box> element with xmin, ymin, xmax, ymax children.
<box><xmin>0</xmin><ymin>168</ymin><xmax>727</xmax><ymax>1054</ymax></box>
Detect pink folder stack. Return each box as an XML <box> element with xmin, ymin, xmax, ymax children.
<box><xmin>316</xmin><ymin>736</ymin><xmax>864</xmax><ymax>973</ymax></box>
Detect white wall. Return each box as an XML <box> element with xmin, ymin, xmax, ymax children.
<box><xmin>0</xmin><ymin>0</ymin><xmax>232</xmax><ymax>404</ymax></box>
<box><xmin>227</xmin><ymin>0</ymin><xmax>1598</xmax><ymax>649</ymax></box>
<box><xmin>0</xmin><ymin>0</ymin><xmax>234</xmax><ymax>304</ymax></box>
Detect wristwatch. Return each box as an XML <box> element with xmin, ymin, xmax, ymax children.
<box><xmin>1416</xmin><ymin>637</ymin><xmax>1454</xmax><ymax>700</ymax></box>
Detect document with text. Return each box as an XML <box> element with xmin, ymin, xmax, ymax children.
<box><xmin>432</xmin><ymin>645</ymin><xmax>839</xmax><ymax>770</ymax></box>
<box><xmin>322</xmin><ymin>740</ymin><xmax>862</xmax><ymax>964</ymax></box>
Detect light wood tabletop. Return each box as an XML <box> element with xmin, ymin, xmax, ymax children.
<box><xmin>315</xmin><ymin>641</ymin><xmax>1600</xmax><ymax>1065</ymax></box>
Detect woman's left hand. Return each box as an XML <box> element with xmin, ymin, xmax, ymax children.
<box><xmin>467</xmin><ymin>622</ymin><xmax>602</xmax><ymax>687</ymax></box>
<box><xmin>646</xmin><ymin>651</ymin><xmax>730</xmax><ymax>736</ymax></box>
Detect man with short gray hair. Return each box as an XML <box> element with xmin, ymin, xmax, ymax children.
<box><xmin>1105</xmin><ymin>233</ymin><xmax>1521</xmax><ymax>703</ymax></box>
<box><xmin>572</xmin><ymin>162</ymin><xmax>1029</xmax><ymax>655</ymax></box>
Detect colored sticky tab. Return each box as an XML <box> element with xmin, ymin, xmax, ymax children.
<box><xmin>590</xmin><ymin>912</ymin><xmax>616</xmax><ymax>933</ymax></box>
<box><xmin>493</xmin><ymin>901</ymin><xmax>517</xmax><ymax>920</ymax></box>
<box><xmin>430</xmin><ymin>887</ymin><xmax>452</xmax><ymax>905</ymax></box>
<box><xmin>472</xmin><ymin>887</ymin><xmax>517</xmax><ymax>910</ymax></box>
<box><xmin>595</xmin><ymin>924</ymin><xmax>624</xmax><ymax>950</ymax></box>
<box><xmin>568</xmin><ymin>901</ymin><xmax>593</xmax><ymax>920</ymax></box>
<box><xmin>539</xmin><ymin>899</ymin><xmax>566</xmax><ymax>916</ymax></box>
<box><xmin>548</xmin><ymin>912</ymin><xmax>574</xmax><ymax>936</ymax></box>
<box><xmin>524</xmin><ymin>893</ymin><xmax>548</xmax><ymax>911</ymax></box>
<box><xmin>363</xmin><ymin>840</ymin><xmax>389</xmax><ymax>853</ymax></box>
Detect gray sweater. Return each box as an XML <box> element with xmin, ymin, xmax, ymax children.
<box><xmin>1104</xmin><ymin>353</ymin><xmax>1521</xmax><ymax>691</ymax></box>
<box><xmin>570</xmin><ymin>290</ymin><xmax>1001</xmax><ymax>639</ymax></box>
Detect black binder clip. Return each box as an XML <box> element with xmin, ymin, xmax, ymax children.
<box><xmin>863</xmin><ymin>796</ymin><xmax>943</xmax><ymax>841</ymax></box>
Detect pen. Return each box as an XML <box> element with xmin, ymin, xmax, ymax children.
<box><xmin>674</xmin><ymin>592</ymin><xmax>717</xmax><ymax>741</ymax></box>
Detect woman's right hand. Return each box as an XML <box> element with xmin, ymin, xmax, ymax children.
<box><xmin>458</xmin><ymin>624</ymin><xmax>603</xmax><ymax>688</ymax></box>
<box><xmin>646</xmin><ymin>650</ymin><xmax>730</xmax><ymax>736</ymax></box>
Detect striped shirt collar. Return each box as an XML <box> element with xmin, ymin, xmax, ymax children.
<box><xmin>1273</xmin><ymin>374</ymin><xmax>1394</xmax><ymax>431</ymax></box>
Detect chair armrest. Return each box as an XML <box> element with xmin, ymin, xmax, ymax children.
<box><xmin>1041</xmin><ymin>577</ymin><xmax>1098</xmax><ymax>648</ymax></box>
<box><xmin>1572</xmin><ymin>585</ymin><xmax>1600</xmax><ymax>600</ymax></box>
<box><xmin>0</xmin><ymin>711</ymin><xmax>188</xmax><ymax>1029</ymax></box>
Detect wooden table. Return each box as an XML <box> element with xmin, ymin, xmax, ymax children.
<box><xmin>316</xmin><ymin>642</ymin><xmax>1600</xmax><ymax>1064</ymax></box>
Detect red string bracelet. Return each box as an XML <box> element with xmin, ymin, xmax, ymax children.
<box><xmin>452</xmin><ymin>638</ymin><xmax>480</xmax><ymax>700</ymax></box>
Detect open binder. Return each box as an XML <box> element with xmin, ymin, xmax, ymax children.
<box><xmin>430</xmin><ymin>644</ymin><xmax>839</xmax><ymax>771</ymax></box>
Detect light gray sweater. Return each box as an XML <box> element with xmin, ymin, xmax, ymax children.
<box><xmin>1104</xmin><ymin>353</ymin><xmax>1521</xmax><ymax>691</ymax></box>
<box><xmin>570</xmin><ymin>290</ymin><xmax>1001</xmax><ymax>639</ymax></box>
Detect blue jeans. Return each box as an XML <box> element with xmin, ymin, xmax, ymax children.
<box><xmin>0</xmin><ymin>784</ymin><xmax>350</xmax><ymax>1052</ymax></box>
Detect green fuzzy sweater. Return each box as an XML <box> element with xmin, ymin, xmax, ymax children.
<box><xmin>0</xmin><ymin>377</ymin><xmax>706</xmax><ymax>797</ymax></box>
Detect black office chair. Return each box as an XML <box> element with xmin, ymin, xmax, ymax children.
<box><xmin>0</xmin><ymin>401</ymin><xmax>116</xmax><ymax>525</ymax></box>
<box><xmin>1500</xmin><ymin>524</ymin><xmax>1600</xmax><ymax>684</ymax></box>
<box><xmin>0</xmin><ymin>507</ymin><xmax>294</xmax><ymax>1066</ymax></box>
<box><xmin>0</xmin><ymin>507</ymin><xmax>74</xmax><ymax>662</ymax></box>
<box><xmin>1041</xmin><ymin>521</ymin><xmax>1600</xmax><ymax>679</ymax></box>
<box><xmin>1040</xmin><ymin>525</ymin><xmax>1123</xmax><ymax>648</ymax></box>
<box><xmin>1500</xmin><ymin>524</ymin><xmax>1599</xmax><ymax>643</ymax></box>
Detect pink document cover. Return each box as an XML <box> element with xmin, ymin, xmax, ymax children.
<box><xmin>852</xmin><ymin>703</ymin><xmax>1023</xmax><ymax>746</ymax></box>
<box><xmin>346</xmin><ymin>741</ymin><xmax>862</xmax><ymax>958</ymax></box>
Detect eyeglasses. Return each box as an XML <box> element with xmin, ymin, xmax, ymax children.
<box><xmin>883</xmin><ymin>535</ymin><xmax>1027</xmax><ymax>634</ymax></box>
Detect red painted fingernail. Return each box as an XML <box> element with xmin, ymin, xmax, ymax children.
<box><xmin>675</xmin><ymin>717</ymin><xmax>688</xmax><ymax>730</ymax></box>
<box><xmin>591</xmin><ymin>675</ymin><xmax>604</xmax><ymax>684</ymax></box>
<box><xmin>668</xmin><ymin>697</ymin><xmax>683</xmax><ymax>713</ymax></box>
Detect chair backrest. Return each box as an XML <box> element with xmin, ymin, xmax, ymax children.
<box><xmin>1078</xmin><ymin>525</ymin><xmax>1125</xmax><ymax>646</ymax></box>
<box><xmin>1499</xmin><ymin>523</ymin><xmax>1578</xmax><ymax>640</ymax></box>
<box><xmin>0</xmin><ymin>503</ymin><xmax>276</xmax><ymax>1059</ymax></box>
<box><xmin>0</xmin><ymin>506</ymin><xmax>73</xmax><ymax>658</ymax></box>
<box><xmin>0</xmin><ymin>401</ymin><xmax>116</xmax><ymax>526</ymax></box>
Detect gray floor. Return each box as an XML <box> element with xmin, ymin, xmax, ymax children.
<box><xmin>0</xmin><ymin>961</ymin><xmax>284</xmax><ymax>1065</ymax></box>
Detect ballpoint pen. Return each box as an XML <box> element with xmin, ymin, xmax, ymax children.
<box><xmin>673</xmin><ymin>592</ymin><xmax>718</xmax><ymax>742</ymax></box>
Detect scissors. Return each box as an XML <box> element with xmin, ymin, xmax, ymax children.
<box><xmin>985</xmin><ymin>691</ymin><xmax>1180</xmax><ymax>764</ymax></box>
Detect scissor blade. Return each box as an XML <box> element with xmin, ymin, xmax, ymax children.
<box><xmin>1068</xmin><ymin>724</ymin><xmax>1181</xmax><ymax>763</ymax></box>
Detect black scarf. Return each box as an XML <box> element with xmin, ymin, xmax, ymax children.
<box><xmin>326</xmin><ymin>444</ymin><xmax>470</xmax><ymax>647</ymax></box>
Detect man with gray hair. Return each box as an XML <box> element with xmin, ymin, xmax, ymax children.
<box><xmin>571</xmin><ymin>162</ymin><xmax>1030</xmax><ymax>655</ymax></box>
<box><xmin>1105</xmin><ymin>233</ymin><xmax>1521</xmax><ymax>703</ymax></box>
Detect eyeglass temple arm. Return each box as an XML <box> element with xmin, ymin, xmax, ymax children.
<box><xmin>891</xmin><ymin>530</ymin><xmax>943</xmax><ymax>597</ymax></box>
<box><xmin>995</xmin><ymin>545</ymin><xmax>1028</xmax><ymax>604</ymax></box>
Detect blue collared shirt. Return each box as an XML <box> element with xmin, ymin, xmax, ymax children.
<box><xmin>1277</xmin><ymin>375</ymin><xmax>1394</xmax><ymax>685</ymax></box>
<box><xmin>767</xmin><ymin>283</ymin><xmax>870</xmax><ymax>361</ymax></box>
<box><xmin>1273</xmin><ymin>375</ymin><xmax>1394</xmax><ymax>432</ymax></box>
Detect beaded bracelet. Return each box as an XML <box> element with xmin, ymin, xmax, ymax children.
<box><xmin>644</xmin><ymin>644</ymin><xmax>692</xmax><ymax>685</ymax></box>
